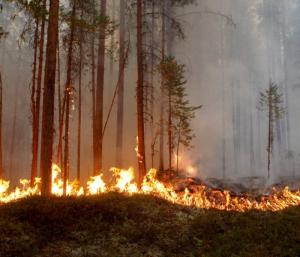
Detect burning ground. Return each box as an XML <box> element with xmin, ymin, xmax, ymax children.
<box><xmin>1</xmin><ymin>165</ymin><xmax>300</xmax><ymax>211</ymax></box>
<box><xmin>0</xmin><ymin>193</ymin><xmax>299</xmax><ymax>257</ymax></box>
<box><xmin>0</xmin><ymin>166</ymin><xmax>300</xmax><ymax>257</ymax></box>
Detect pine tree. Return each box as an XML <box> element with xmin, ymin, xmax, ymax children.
<box><xmin>0</xmin><ymin>8</ymin><xmax>5</xmax><ymax>180</ymax></box>
<box><xmin>160</xmin><ymin>57</ymin><xmax>201</xmax><ymax>175</ymax></box>
<box><xmin>258</xmin><ymin>82</ymin><xmax>285</xmax><ymax>179</ymax></box>
<box><xmin>94</xmin><ymin>0</ymin><xmax>107</xmax><ymax>175</ymax></box>
<box><xmin>40</xmin><ymin>0</ymin><xmax>59</xmax><ymax>196</ymax></box>
<box><xmin>116</xmin><ymin>0</ymin><xmax>126</xmax><ymax>167</ymax></box>
<box><xmin>136</xmin><ymin>0</ymin><xmax>147</xmax><ymax>183</ymax></box>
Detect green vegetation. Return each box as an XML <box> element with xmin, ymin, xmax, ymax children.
<box><xmin>0</xmin><ymin>193</ymin><xmax>299</xmax><ymax>257</ymax></box>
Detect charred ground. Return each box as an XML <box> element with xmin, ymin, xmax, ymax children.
<box><xmin>0</xmin><ymin>193</ymin><xmax>299</xmax><ymax>257</ymax></box>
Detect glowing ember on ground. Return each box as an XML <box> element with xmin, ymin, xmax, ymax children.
<box><xmin>0</xmin><ymin>164</ymin><xmax>300</xmax><ymax>212</ymax></box>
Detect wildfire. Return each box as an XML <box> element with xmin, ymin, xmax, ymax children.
<box><xmin>0</xmin><ymin>164</ymin><xmax>300</xmax><ymax>212</ymax></box>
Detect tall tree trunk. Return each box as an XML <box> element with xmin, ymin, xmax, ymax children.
<box><xmin>116</xmin><ymin>0</ymin><xmax>125</xmax><ymax>167</ymax></box>
<box><xmin>40</xmin><ymin>0</ymin><xmax>59</xmax><ymax>196</ymax></box>
<box><xmin>159</xmin><ymin>1</ymin><xmax>165</xmax><ymax>172</ymax></box>
<box><xmin>149</xmin><ymin>0</ymin><xmax>155</xmax><ymax>165</ymax></box>
<box><xmin>267</xmin><ymin>85</ymin><xmax>273</xmax><ymax>179</ymax></box>
<box><xmin>63</xmin><ymin>3</ymin><xmax>76</xmax><ymax>195</ymax></box>
<box><xmin>32</xmin><ymin>0</ymin><xmax>46</xmax><ymax>185</ymax></box>
<box><xmin>94</xmin><ymin>0</ymin><xmax>106</xmax><ymax>175</ymax></box>
<box><xmin>176</xmin><ymin>126</ymin><xmax>181</xmax><ymax>175</ymax></box>
<box><xmin>109</xmin><ymin>0</ymin><xmax>115</xmax><ymax>74</ymax></box>
<box><xmin>168</xmin><ymin>84</ymin><xmax>172</xmax><ymax>173</ymax></box>
<box><xmin>31</xmin><ymin>18</ymin><xmax>39</xmax><ymax>184</ymax></box>
<box><xmin>136</xmin><ymin>0</ymin><xmax>146</xmax><ymax>184</ymax></box>
<box><xmin>220</xmin><ymin>14</ymin><xmax>226</xmax><ymax>180</ymax></box>
<box><xmin>56</xmin><ymin>35</ymin><xmax>64</xmax><ymax>166</ymax></box>
<box><xmin>77</xmin><ymin>10</ymin><xmax>83</xmax><ymax>182</ymax></box>
<box><xmin>91</xmin><ymin>0</ymin><xmax>96</xmax><ymax>174</ymax></box>
<box><xmin>0</xmin><ymin>71</ymin><xmax>3</xmax><ymax>179</ymax></box>
<box><xmin>9</xmin><ymin>92</ymin><xmax>17</xmax><ymax>182</ymax></box>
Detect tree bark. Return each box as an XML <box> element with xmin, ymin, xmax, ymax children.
<box><xmin>149</xmin><ymin>0</ymin><xmax>155</xmax><ymax>165</ymax></box>
<box><xmin>159</xmin><ymin>2</ymin><xmax>165</xmax><ymax>172</ymax></box>
<box><xmin>77</xmin><ymin>10</ymin><xmax>83</xmax><ymax>182</ymax></box>
<box><xmin>91</xmin><ymin>0</ymin><xmax>96</xmax><ymax>175</ymax></box>
<box><xmin>32</xmin><ymin>0</ymin><xmax>46</xmax><ymax>185</ymax></box>
<box><xmin>116</xmin><ymin>0</ymin><xmax>125</xmax><ymax>167</ymax></box>
<box><xmin>56</xmin><ymin>35</ymin><xmax>64</xmax><ymax>167</ymax></box>
<box><xmin>9</xmin><ymin>94</ymin><xmax>17</xmax><ymax>182</ymax></box>
<box><xmin>31</xmin><ymin>18</ymin><xmax>39</xmax><ymax>184</ymax></box>
<box><xmin>109</xmin><ymin>0</ymin><xmax>115</xmax><ymax>74</ymax></box>
<box><xmin>63</xmin><ymin>2</ymin><xmax>76</xmax><ymax>195</ymax></box>
<box><xmin>136</xmin><ymin>0</ymin><xmax>146</xmax><ymax>184</ymax></box>
<box><xmin>0</xmin><ymin>71</ymin><xmax>3</xmax><ymax>179</ymax></box>
<box><xmin>267</xmin><ymin>87</ymin><xmax>272</xmax><ymax>179</ymax></box>
<box><xmin>40</xmin><ymin>0</ymin><xmax>59</xmax><ymax>196</ymax></box>
<box><xmin>168</xmin><ymin>84</ymin><xmax>172</xmax><ymax>173</ymax></box>
<box><xmin>94</xmin><ymin>0</ymin><xmax>106</xmax><ymax>175</ymax></box>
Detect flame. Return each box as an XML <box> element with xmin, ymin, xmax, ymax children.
<box><xmin>87</xmin><ymin>174</ymin><xmax>106</xmax><ymax>194</ymax></box>
<box><xmin>0</xmin><ymin>164</ymin><xmax>300</xmax><ymax>212</ymax></box>
<box><xmin>112</xmin><ymin>167</ymin><xmax>138</xmax><ymax>194</ymax></box>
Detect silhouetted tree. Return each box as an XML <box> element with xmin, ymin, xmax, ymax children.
<box><xmin>40</xmin><ymin>0</ymin><xmax>59</xmax><ymax>196</ymax></box>
<box><xmin>258</xmin><ymin>82</ymin><xmax>285</xmax><ymax>178</ymax></box>
<box><xmin>160</xmin><ymin>57</ymin><xmax>201</xmax><ymax>174</ymax></box>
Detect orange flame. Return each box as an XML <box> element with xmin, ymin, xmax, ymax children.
<box><xmin>0</xmin><ymin>164</ymin><xmax>300</xmax><ymax>212</ymax></box>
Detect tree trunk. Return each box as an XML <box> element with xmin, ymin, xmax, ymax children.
<box><xmin>176</xmin><ymin>129</ymin><xmax>181</xmax><ymax>175</ymax></box>
<box><xmin>94</xmin><ymin>0</ymin><xmax>106</xmax><ymax>175</ymax></box>
<box><xmin>149</xmin><ymin>0</ymin><xmax>155</xmax><ymax>165</ymax></box>
<box><xmin>40</xmin><ymin>0</ymin><xmax>59</xmax><ymax>196</ymax></box>
<box><xmin>77</xmin><ymin>10</ymin><xmax>83</xmax><ymax>182</ymax></box>
<box><xmin>9</xmin><ymin>94</ymin><xmax>17</xmax><ymax>182</ymax></box>
<box><xmin>63</xmin><ymin>3</ymin><xmax>76</xmax><ymax>195</ymax></box>
<box><xmin>267</xmin><ymin>89</ymin><xmax>272</xmax><ymax>179</ymax></box>
<box><xmin>116</xmin><ymin>0</ymin><xmax>125</xmax><ymax>167</ymax></box>
<box><xmin>136</xmin><ymin>0</ymin><xmax>146</xmax><ymax>184</ymax></box>
<box><xmin>267</xmin><ymin>93</ymin><xmax>273</xmax><ymax>179</ymax></box>
<box><xmin>220</xmin><ymin>16</ymin><xmax>226</xmax><ymax>180</ymax></box>
<box><xmin>159</xmin><ymin>1</ymin><xmax>165</xmax><ymax>172</ymax></box>
<box><xmin>32</xmin><ymin>0</ymin><xmax>46</xmax><ymax>185</ymax></box>
<box><xmin>0</xmin><ymin>71</ymin><xmax>3</xmax><ymax>179</ymax></box>
<box><xmin>31</xmin><ymin>18</ymin><xmax>39</xmax><ymax>184</ymax></box>
<box><xmin>109</xmin><ymin>0</ymin><xmax>115</xmax><ymax>74</ymax></box>
<box><xmin>56</xmin><ymin>34</ymin><xmax>64</xmax><ymax>166</ymax></box>
<box><xmin>168</xmin><ymin>86</ymin><xmax>172</xmax><ymax>173</ymax></box>
<box><xmin>91</xmin><ymin>0</ymin><xmax>96</xmax><ymax>174</ymax></box>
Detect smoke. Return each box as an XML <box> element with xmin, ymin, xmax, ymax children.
<box><xmin>176</xmin><ymin>0</ymin><xmax>300</xmax><ymax>181</ymax></box>
<box><xmin>1</xmin><ymin>0</ymin><xmax>300</xmax><ymax>184</ymax></box>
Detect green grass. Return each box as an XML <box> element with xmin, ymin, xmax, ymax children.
<box><xmin>0</xmin><ymin>193</ymin><xmax>299</xmax><ymax>257</ymax></box>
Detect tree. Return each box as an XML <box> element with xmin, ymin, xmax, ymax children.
<box><xmin>40</xmin><ymin>0</ymin><xmax>59</xmax><ymax>196</ymax></box>
<box><xmin>9</xmin><ymin>92</ymin><xmax>17</xmax><ymax>181</ymax></box>
<box><xmin>160</xmin><ymin>57</ymin><xmax>201</xmax><ymax>174</ymax></box>
<box><xmin>32</xmin><ymin>0</ymin><xmax>47</xmax><ymax>186</ymax></box>
<box><xmin>63</xmin><ymin>0</ymin><xmax>76</xmax><ymax>195</ymax></box>
<box><xmin>258</xmin><ymin>82</ymin><xmax>285</xmax><ymax>179</ymax></box>
<box><xmin>116</xmin><ymin>0</ymin><xmax>126</xmax><ymax>167</ymax></box>
<box><xmin>159</xmin><ymin>0</ymin><xmax>166</xmax><ymax>172</ymax></box>
<box><xmin>91</xmin><ymin>0</ymin><xmax>96</xmax><ymax>174</ymax></box>
<box><xmin>0</xmin><ymin>7</ymin><xmax>6</xmax><ymax>180</ymax></box>
<box><xmin>0</xmin><ymin>72</ymin><xmax>3</xmax><ymax>180</ymax></box>
<box><xmin>77</xmin><ymin>8</ymin><xmax>84</xmax><ymax>183</ymax></box>
<box><xmin>140</xmin><ymin>0</ymin><xmax>195</xmax><ymax>171</ymax></box>
<box><xmin>136</xmin><ymin>0</ymin><xmax>147</xmax><ymax>183</ymax></box>
<box><xmin>94</xmin><ymin>0</ymin><xmax>107</xmax><ymax>175</ymax></box>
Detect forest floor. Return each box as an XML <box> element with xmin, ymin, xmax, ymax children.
<box><xmin>0</xmin><ymin>193</ymin><xmax>299</xmax><ymax>257</ymax></box>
